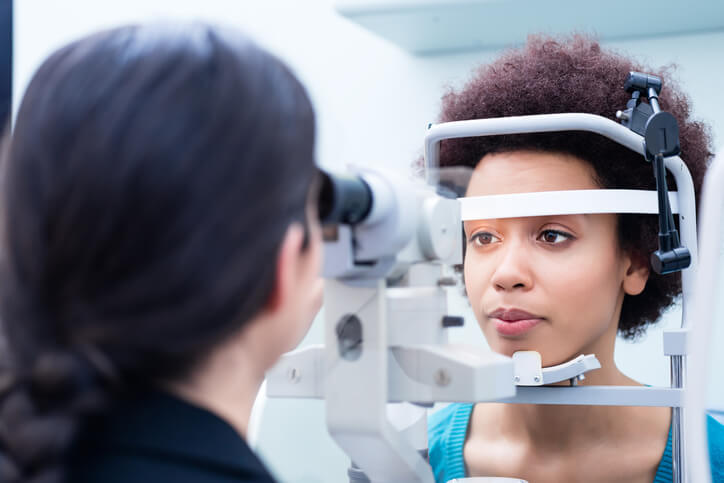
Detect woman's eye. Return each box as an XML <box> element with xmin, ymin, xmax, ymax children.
<box><xmin>470</xmin><ymin>232</ymin><xmax>500</xmax><ymax>246</ymax></box>
<box><xmin>538</xmin><ymin>230</ymin><xmax>572</xmax><ymax>244</ymax></box>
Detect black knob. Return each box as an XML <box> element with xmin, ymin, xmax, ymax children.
<box><xmin>442</xmin><ymin>316</ymin><xmax>464</xmax><ymax>328</ymax></box>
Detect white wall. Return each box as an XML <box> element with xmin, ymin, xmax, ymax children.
<box><xmin>14</xmin><ymin>1</ymin><xmax>724</xmax><ymax>482</ymax></box>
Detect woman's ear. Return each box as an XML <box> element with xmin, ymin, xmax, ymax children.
<box><xmin>622</xmin><ymin>250</ymin><xmax>650</xmax><ymax>296</ymax></box>
<box><xmin>261</xmin><ymin>220</ymin><xmax>322</xmax><ymax>355</ymax></box>
<box><xmin>265</xmin><ymin>223</ymin><xmax>306</xmax><ymax>314</ymax></box>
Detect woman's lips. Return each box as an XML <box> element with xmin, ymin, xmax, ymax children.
<box><xmin>492</xmin><ymin>318</ymin><xmax>542</xmax><ymax>336</ymax></box>
<box><xmin>488</xmin><ymin>308</ymin><xmax>544</xmax><ymax>337</ymax></box>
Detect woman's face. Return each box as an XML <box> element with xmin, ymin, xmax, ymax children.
<box><xmin>463</xmin><ymin>151</ymin><xmax>648</xmax><ymax>367</ymax></box>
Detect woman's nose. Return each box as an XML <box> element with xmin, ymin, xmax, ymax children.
<box><xmin>490</xmin><ymin>241</ymin><xmax>534</xmax><ymax>292</ymax></box>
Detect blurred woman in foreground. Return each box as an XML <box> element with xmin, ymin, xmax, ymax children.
<box><xmin>0</xmin><ymin>22</ymin><xmax>322</xmax><ymax>483</ymax></box>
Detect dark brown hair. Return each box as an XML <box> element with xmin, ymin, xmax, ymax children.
<box><xmin>0</xmin><ymin>22</ymin><xmax>316</xmax><ymax>482</ymax></box>
<box><xmin>437</xmin><ymin>34</ymin><xmax>712</xmax><ymax>339</ymax></box>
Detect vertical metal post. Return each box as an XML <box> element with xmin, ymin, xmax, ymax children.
<box><xmin>671</xmin><ymin>355</ymin><xmax>685</xmax><ymax>483</ymax></box>
<box><xmin>325</xmin><ymin>279</ymin><xmax>433</xmax><ymax>483</ymax></box>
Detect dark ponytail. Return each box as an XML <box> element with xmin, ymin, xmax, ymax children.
<box><xmin>0</xmin><ymin>348</ymin><xmax>113</xmax><ymax>482</ymax></box>
<box><xmin>0</xmin><ymin>22</ymin><xmax>316</xmax><ymax>482</ymax></box>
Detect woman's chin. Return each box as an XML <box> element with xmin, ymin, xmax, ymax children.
<box><xmin>487</xmin><ymin>338</ymin><xmax>537</xmax><ymax>358</ymax></box>
<box><xmin>486</xmin><ymin>334</ymin><xmax>573</xmax><ymax>365</ymax></box>
<box><xmin>488</xmin><ymin>341</ymin><xmax>583</xmax><ymax>369</ymax></box>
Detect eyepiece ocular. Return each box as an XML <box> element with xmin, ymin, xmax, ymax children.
<box><xmin>318</xmin><ymin>171</ymin><xmax>373</xmax><ymax>225</ymax></box>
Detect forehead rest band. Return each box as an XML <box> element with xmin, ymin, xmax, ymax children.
<box><xmin>459</xmin><ymin>189</ymin><xmax>679</xmax><ymax>221</ymax></box>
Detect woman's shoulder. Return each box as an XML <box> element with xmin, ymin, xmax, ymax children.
<box><xmin>69</xmin><ymin>390</ymin><xmax>276</xmax><ymax>483</ymax></box>
<box><xmin>428</xmin><ymin>403</ymin><xmax>474</xmax><ymax>483</ymax></box>
<box><xmin>707</xmin><ymin>414</ymin><xmax>724</xmax><ymax>480</ymax></box>
<box><xmin>428</xmin><ymin>402</ymin><xmax>475</xmax><ymax>441</ymax></box>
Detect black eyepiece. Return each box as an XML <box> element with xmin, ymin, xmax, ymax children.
<box><xmin>318</xmin><ymin>171</ymin><xmax>373</xmax><ymax>225</ymax></box>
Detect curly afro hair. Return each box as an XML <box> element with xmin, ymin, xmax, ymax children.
<box><xmin>437</xmin><ymin>34</ymin><xmax>712</xmax><ymax>339</ymax></box>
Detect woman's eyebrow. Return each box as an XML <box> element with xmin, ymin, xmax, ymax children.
<box><xmin>537</xmin><ymin>213</ymin><xmax>588</xmax><ymax>224</ymax></box>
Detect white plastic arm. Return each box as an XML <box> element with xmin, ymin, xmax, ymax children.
<box><xmin>685</xmin><ymin>149</ymin><xmax>724</xmax><ymax>483</ymax></box>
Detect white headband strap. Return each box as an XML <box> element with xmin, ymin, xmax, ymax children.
<box><xmin>459</xmin><ymin>189</ymin><xmax>679</xmax><ymax>221</ymax></box>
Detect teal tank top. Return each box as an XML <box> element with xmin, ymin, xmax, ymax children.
<box><xmin>428</xmin><ymin>403</ymin><xmax>724</xmax><ymax>483</ymax></box>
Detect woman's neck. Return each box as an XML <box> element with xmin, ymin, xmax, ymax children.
<box><xmin>163</xmin><ymin>331</ymin><xmax>267</xmax><ymax>440</ymax></box>
<box><xmin>467</xmin><ymin>342</ymin><xmax>671</xmax><ymax>482</ymax></box>
<box><xmin>491</xmin><ymin>356</ymin><xmax>640</xmax><ymax>449</ymax></box>
<box><xmin>492</xmin><ymin>303</ymin><xmax>647</xmax><ymax>448</ymax></box>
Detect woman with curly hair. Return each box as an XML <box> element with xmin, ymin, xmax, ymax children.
<box><xmin>0</xmin><ymin>22</ymin><xmax>322</xmax><ymax>483</ymax></box>
<box><xmin>427</xmin><ymin>35</ymin><xmax>724</xmax><ymax>483</ymax></box>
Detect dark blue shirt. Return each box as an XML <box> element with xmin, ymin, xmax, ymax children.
<box><xmin>69</xmin><ymin>390</ymin><xmax>276</xmax><ymax>483</ymax></box>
